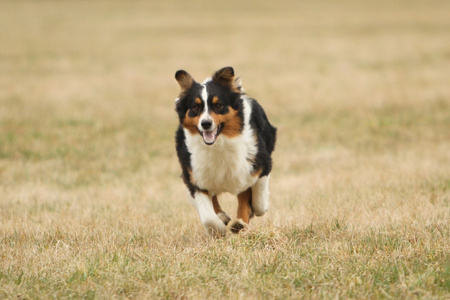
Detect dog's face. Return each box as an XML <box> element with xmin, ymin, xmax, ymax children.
<box><xmin>175</xmin><ymin>67</ymin><xmax>243</xmax><ymax>145</ymax></box>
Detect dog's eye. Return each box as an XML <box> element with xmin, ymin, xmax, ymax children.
<box><xmin>213</xmin><ymin>102</ymin><xmax>223</xmax><ymax>111</ymax></box>
<box><xmin>192</xmin><ymin>104</ymin><xmax>201</xmax><ymax>113</ymax></box>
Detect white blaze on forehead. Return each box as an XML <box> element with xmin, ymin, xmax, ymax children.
<box><xmin>198</xmin><ymin>84</ymin><xmax>213</xmax><ymax>129</ymax></box>
<box><xmin>200</xmin><ymin>84</ymin><xmax>208</xmax><ymax>102</ymax></box>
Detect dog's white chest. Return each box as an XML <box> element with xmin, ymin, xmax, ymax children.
<box><xmin>185</xmin><ymin>130</ymin><xmax>258</xmax><ymax>195</ymax></box>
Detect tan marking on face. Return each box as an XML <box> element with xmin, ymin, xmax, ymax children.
<box><xmin>183</xmin><ymin>110</ymin><xmax>200</xmax><ymax>135</ymax></box>
<box><xmin>212</xmin><ymin>96</ymin><xmax>219</xmax><ymax>105</ymax></box>
<box><xmin>210</xmin><ymin>108</ymin><xmax>242</xmax><ymax>138</ymax></box>
<box><xmin>195</xmin><ymin>98</ymin><xmax>202</xmax><ymax>105</ymax></box>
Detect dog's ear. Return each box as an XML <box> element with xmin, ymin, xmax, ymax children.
<box><xmin>212</xmin><ymin>66</ymin><xmax>240</xmax><ymax>92</ymax></box>
<box><xmin>175</xmin><ymin>70</ymin><xmax>194</xmax><ymax>92</ymax></box>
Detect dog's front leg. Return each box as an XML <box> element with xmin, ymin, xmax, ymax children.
<box><xmin>251</xmin><ymin>175</ymin><xmax>270</xmax><ymax>216</ymax></box>
<box><xmin>191</xmin><ymin>191</ymin><xmax>227</xmax><ymax>237</ymax></box>
<box><xmin>212</xmin><ymin>195</ymin><xmax>231</xmax><ymax>226</ymax></box>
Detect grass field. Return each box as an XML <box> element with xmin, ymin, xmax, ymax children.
<box><xmin>1</xmin><ymin>0</ymin><xmax>449</xmax><ymax>298</ymax></box>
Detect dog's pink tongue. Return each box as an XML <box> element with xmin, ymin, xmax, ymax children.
<box><xmin>203</xmin><ymin>130</ymin><xmax>216</xmax><ymax>144</ymax></box>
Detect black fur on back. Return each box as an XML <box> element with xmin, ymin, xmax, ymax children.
<box><xmin>175</xmin><ymin>125</ymin><xmax>197</xmax><ymax>197</ymax></box>
<box><xmin>248</xmin><ymin>99</ymin><xmax>277</xmax><ymax>177</ymax></box>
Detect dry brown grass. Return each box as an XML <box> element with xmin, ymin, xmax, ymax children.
<box><xmin>1</xmin><ymin>0</ymin><xmax>449</xmax><ymax>298</ymax></box>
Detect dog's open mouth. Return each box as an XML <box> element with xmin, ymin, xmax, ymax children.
<box><xmin>201</xmin><ymin>123</ymin><xmax>224</xmax><ymax>145</ymax></box>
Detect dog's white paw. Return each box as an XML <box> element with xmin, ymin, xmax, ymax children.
<box><xmin>203</xmin><ymin>217</ymin><xmax>227</xmax><ymax>237</ymax></box>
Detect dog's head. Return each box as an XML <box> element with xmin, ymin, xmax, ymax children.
<box><xmin>175</xmin><ymin>67</ymin><xmax>243</xmax><ymax>145</ymax></box>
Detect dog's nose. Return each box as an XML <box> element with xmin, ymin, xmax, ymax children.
<box><xmin>201</xmin><ymin>119</ymin><xmax>213</xmax><ymax>130</ymax></box>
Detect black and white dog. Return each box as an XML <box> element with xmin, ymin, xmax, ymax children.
<box><xmin>174</xmin><ymin>67</ymin><xmax>276</xmax><ymax>236</ymax></box>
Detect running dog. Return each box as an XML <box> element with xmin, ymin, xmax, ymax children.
<box><xmin>174</xmin><ymin>66</ymin><xmax>276</xmax><ymax>236</ymax></box>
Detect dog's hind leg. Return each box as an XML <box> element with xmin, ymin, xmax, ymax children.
<box><xmin>191</xmin><ymin>191</ymin><xmax>227</xmax><ymax>237</ymax></box>
<box><xmin>230</xmin><ymin>188</ymin><xmax>254</xmax><ymax>233</ymax></box>
<box><xmin>212</xmin><ymin>195</ymin><xmax>231</xmax><ymax>226</ymax></box>
<box><xmin>251</xmin><ymin>175</ymin><xmax>270</xmax><ymax>216</ymax></box>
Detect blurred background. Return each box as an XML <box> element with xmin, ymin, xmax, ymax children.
<box><xmin>1</xmin><ymin>0</ymin><xmax>449</xmax><ymax>298</ymax></box>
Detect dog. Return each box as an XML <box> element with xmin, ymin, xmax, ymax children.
<box><xmin>174</xmin><ymin>66</ymin><xmax>276</xmax><ymax>236</ymax></box>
